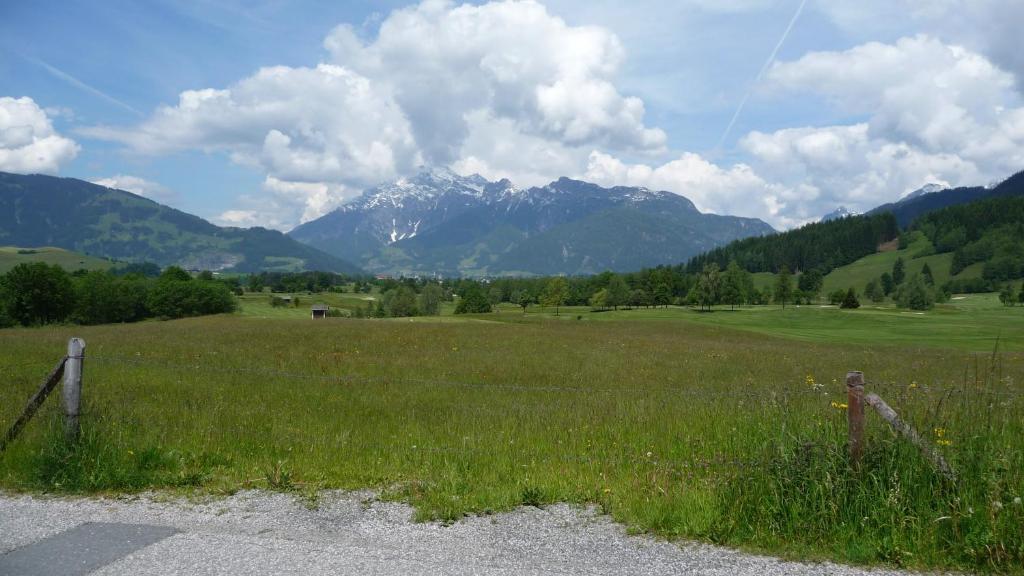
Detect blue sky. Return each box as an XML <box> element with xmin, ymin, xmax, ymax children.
<box><xmin>2</xmin><ymin>0</ymin><xmax>1022</xmax><ymax>229</ymax></box>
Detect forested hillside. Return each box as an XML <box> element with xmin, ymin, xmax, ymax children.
<box><xmin>867</xmin><ymin>170</ymin><xmax>1024</xmax><ymax>227</ymax></box>
<box><xmin>911</xmin><ymin>195</ymin><xmax>1024</xmax><ymax>283</ymax></box>
<box><xmin>0</xmin><ymin>172</ymin><xmax>361</xmax><ymax>274</ymax></box>
<box><xmin>685</xmin><ymin>213</ymin><xmax>898</xmax><ymax>275</ymax></box>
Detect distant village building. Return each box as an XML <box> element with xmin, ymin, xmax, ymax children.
<box><xmin>311</xmin><ymin>304</ymin><xmax>329</xmax><ymax>319</ymax></box>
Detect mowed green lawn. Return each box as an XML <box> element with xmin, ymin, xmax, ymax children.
<box><xmin>1</xmin><ymin>297</ymin><xmax>1022</xmax><ymax>571</ymax></box>
<box><xmin>573</xmin><ymin>293</ymin><xmax>1023</xmax><ymax>351</ymax></box>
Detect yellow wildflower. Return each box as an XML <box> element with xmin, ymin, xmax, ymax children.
<box><xmin>830</xmin><ymin>401</ymin><xmax>848</xmax><ymax>410</ymax></box>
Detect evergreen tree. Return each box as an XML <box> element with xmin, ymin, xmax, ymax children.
<box><xmin>999</xmin><ymin>284</ymin><xmax>1016</xmax><ymax>307</ymax></box>
<box><xmin>1020</xmin><ymin>283</ymin><xmax>1024</xmax><ymax>305</ymax></box>
<box><xmin>895</xmin><ymin>275</ymin><xmax>935</xmax><ymax>311</ymax></box>
<box><xmin>881</xmin><ymin>272</ymin><xmax>895</xmax><ymax>295</ymax></box>
<box><xmin>840</xmin><ymin>288</ymin><xmax>860</xmax><ymax>309</ymax></box>
<box><xmin>892</xmin><ymin>257</ymin><xmax>906</xmax><ymax>286</ymax></box>
<box><xmin>797</xmin><ymin>269</ymin><xmax>824</xmax><ymax>301</ymax></box>
<box><xmin>774</xmin><ymin>265</ymin><xmax>793</xmax><ymax>309</ymax></box>
<box><xmin>865</xmin><ymin>279</ymin><xmax>885</xmax><ymax>303</ymax></box>
<box><xmin>921</xmin><ymin>262</ymin><xmax>935</xmax><ymax>286</ymax></box>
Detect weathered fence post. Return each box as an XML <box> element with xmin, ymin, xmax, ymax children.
<box><xmin>846</xmin><ymin>371</ymin><xmax>865</xmax><ymax>469</ymax></box>
<box><xmin>63</xmin><ymin>338</ymin><xmax>85</xmax><ymax>442</ymax></box>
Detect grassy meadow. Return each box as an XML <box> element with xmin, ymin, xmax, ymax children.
<box><xmin>1</xmin><ymin>295</ymin><xmax>1023</xmax><ymax>572</ymax></box>
<box><xmin>0</xmin><ymin>246</ymin><xmax>114</xmax><ymax>274</ymax></box>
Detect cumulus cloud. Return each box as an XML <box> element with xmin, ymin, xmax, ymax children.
<box><xmin>87</xmin><ymin>0</ymin><xmax>664</xmax><ymax>230</ymax></box>
<box><xmin>696</xmin><ymin>35</ymin><xmax>1024</xmax><ymax>224</ymax></box>
<box><xmin>814</xmin><ymin>0</ymin><xmax>1024</xmax><ymax>91</ymax></box>
<box><xmin>741</xmin><ymin>124</ymin><xmax>983</xmax><ymax>219</ymax></box>
<box><xmin>91</xmin><ymin>174</ymin><xmax>177</xmax><ymax>202</ymax></box>
<box><xmin>583</xmin><ymin>150</ymin><xmax>791</xmax><ymax>224</ymax></box>
<box><xmin>766</xmin><ymin>35</ymin><xmax>1022</xmax><ymax>168</ymax></box>
<box><xmin>213</xmin><ymin>176</ymin><xmax>353</xmax><ymax>230</ymax></box>
<box><xmin>326</xmin><ymin>0</ymin><xmax>665</xmax><ymax>161</ymax></box>
<box><xmin>0</xmin><ymin>96</ymin><xmax>79</xmax><ymax>174</ymax></box>
<box><xmin>84</xmin><ymin>64</ymin><xmax>421</xmax><ymax>190</ymax></box>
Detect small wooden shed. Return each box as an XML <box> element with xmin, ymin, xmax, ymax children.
<box><xmin>311</xmin><ymin>304</ymin><xmax>329</xmax><ymax>319</ymax></box>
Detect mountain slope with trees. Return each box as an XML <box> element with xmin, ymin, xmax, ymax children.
<box><xmin>684</xmin><ymin>212</ymin><xmax>899</xmax><ymax>275</ymax></box>
<box><xmin>866</xmin><ymin>171</ymin><xmax>1024</xmax><ymax>227</ymax></box>
<box><xmin>290</xmin><ymin>169</ymin><xmax>775</xmax><ymax>276</ymax></box>
<box><xmin>0</xmin><ymin>172</ymin><xmax>361</xmax><ymax>274</ymax></box>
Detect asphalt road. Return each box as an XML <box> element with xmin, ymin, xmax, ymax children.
<box><xmin>0</xmin><ymin>490</ymin><xmax>933</xmax><ymax>575</ymax></box>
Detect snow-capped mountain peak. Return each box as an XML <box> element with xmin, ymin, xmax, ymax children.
<box><xmin>902</xmin><ymin>183</ymin><xmax>948</xmax><ymax>201</ymax></box>
<box><xmin>821</xmin><ymin>206</ymin><xmax>856</xmax><ymax>222</ymax></box>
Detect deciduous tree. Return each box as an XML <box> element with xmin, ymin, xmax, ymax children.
<box><xmin>774</xmin><ymin>265</ymin><xmax>793</xmax><ymax>309</ymax></box>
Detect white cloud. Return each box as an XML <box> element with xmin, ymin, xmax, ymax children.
<box><xmin>741</xmin><ymin>124</ymin><xmax>983</xmax><ymax>219</ymax></box>
<box><xmin>450</xmin><ymin>110</ymin><xmax>589</xmax><ymax>188</ymax></box>
<box><xmin>814</xmin><ymin>1</ymin><xmax>1024</xmax><ymax>90</ymax></box>
<box><xmin>0</xmin><ymin>96</ymin><xmax>79</xmax><ymax>174</ymax></box>
<box><xmin>91</xmin><ymin>174</ymin><xmax>177</xmax><ymax>202</ymax></box>
<box><xmin>84</xmin><ymin>64</ymin><xmax>422</xmax><ymax>189</ymax></box>
<box><xmin>87</xmin><ymin>0</ymin><xmax>664</xmax><ymax>230</ymax></box>
<box><xmin>213</xmin><ymin>176</ymin><xmax>353</xmax><ymax>230</ymax></box>
<box><xmin>326</xmin><ymin>0</ymin><xmax>665</xmax><ymax>160</ymax></box>
<box><xmin>583</xmin><ymin>150</ymin><xmax>793</xmax><ymax>226</ymax></box>
<box><xmin>766</xmin><ymin>35</ymin><xmax>1022</xmax><ymax>166</ymax></box>
<box><xmin>708</xmin><ymin>35</ymin><xmax>1024</xmax><ymax>223</ymax></box>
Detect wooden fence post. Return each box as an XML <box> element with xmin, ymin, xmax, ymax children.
<box><xmin>63</xmin><ymin>338</ymin><xmax>85</xmax><ymax>442</ymax></box>
<box><xmin>846</xmin><ymin>371</ymin><xmax>865</xmax><ymax>469</ymax></box>
<box><xmin>0</xmin><ymin>357</ymin><xmax>67</xmax><ymax>453</ymax></box>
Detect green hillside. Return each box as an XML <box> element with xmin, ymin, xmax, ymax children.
<box><xmin>0</xmin><ymin>246</ymin><xmax>115</xmax><ymax>274</ymax></box>
<box><xmin>742</xmin><ymin>232</ymin><xmax>988</xmax><ymax>297</ymax></box>
<box><xmin>0</xmin><ymin>172</ymin><xmax>362</xmax><ymax>274</ymax></box>
<box><xmin>820</xmin><ymin>232</ymin><xmax>971</xmax><ymax>295</ymax></box>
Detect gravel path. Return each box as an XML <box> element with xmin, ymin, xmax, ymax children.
<box><xmin>0</xmin><ymin>490</ymin><xmax>941</xmax><ymax>575</ymax></box>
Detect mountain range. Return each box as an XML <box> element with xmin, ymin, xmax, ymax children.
<box><xmin>0</xmin><ymin>172</ymin><xmax>360</xmax><ymax>274</ymax></box>
<box><xmin>866</xmin><ymin>175</ymin><xmax>1024</xmax><ymax>227</ymax></box>
<box><xmin>3</xmin><ymin>168</ymin><xmax>1022</xmax><ymax>277</ymax></box>
<box><xmin>820</xmin><ymin>206</ymin><xmax>856</xmax><ymax>222</ymax></box>
<box><xmin>289</xmin><ymin>168</ymin><xmax>776</xmax><ymax>276</ymax></box>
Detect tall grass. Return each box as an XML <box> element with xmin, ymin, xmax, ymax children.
<box><xmin>0</xmin><ymin>314</ymin><xmax>1021</xmax><ymax>572</ymax></box>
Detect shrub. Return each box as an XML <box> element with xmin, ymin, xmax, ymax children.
<box><xmin>840</xmin><ymin>288</ymin><xmax>860</xmax><ymax>309</ymax></box>
<box><xmin>1</xmin><ymin>262</ymin><xmax>76</xmax><ymax>326</ymax></box>
<box><xmin>942</xmin><ymin>277</ymin><xmax>993</xmax><ymax>295</ymax></box>
<box><xmin>895</xmin><ymin>275</ymin><xmax>935</xmax><ymax>310</ymax></box>
<box><xmin>828</xmin><ymin>289</ymin><xmax>847</xmax><ymax>306</ymax></box>
<box><xmin>455</xmin><ymin>284</ymin><xmax>492</xmax><ymax>314</ymax></box>
<box><xmin>148</xmin><ymin>276</ymin><xmax>235</xmax><ymax>319</ymax></box>
<box><xmin>73</xmin><ymin>271</ymin><xmax>149</xmax><ymax>325</ymax></box>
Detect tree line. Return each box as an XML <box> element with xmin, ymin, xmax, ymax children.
<box><xmin>685</xmin><ymin>213</ymin><xmax>899</xmax><ymax>275</ymax></box>
<box><xmin>911</xmin><ymin>195</ymin><xmax>1024</xmax><ymax>284</ymax></box>
<box><xmin>0</xmin><ymin>263</ymin><xmax>236</xmax><ymax>328</ymax></box>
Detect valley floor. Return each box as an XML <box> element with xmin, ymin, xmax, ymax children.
<box><xmin>1</xmin><ymin>294</ymin><xmax>1021</xmax><ymax>572</ymax></box>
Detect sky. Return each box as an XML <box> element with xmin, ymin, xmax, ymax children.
<box><xmin>2</xmin><ymin>0</ymin><xmax>1023</xmax><ymax>230</ymax></box>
